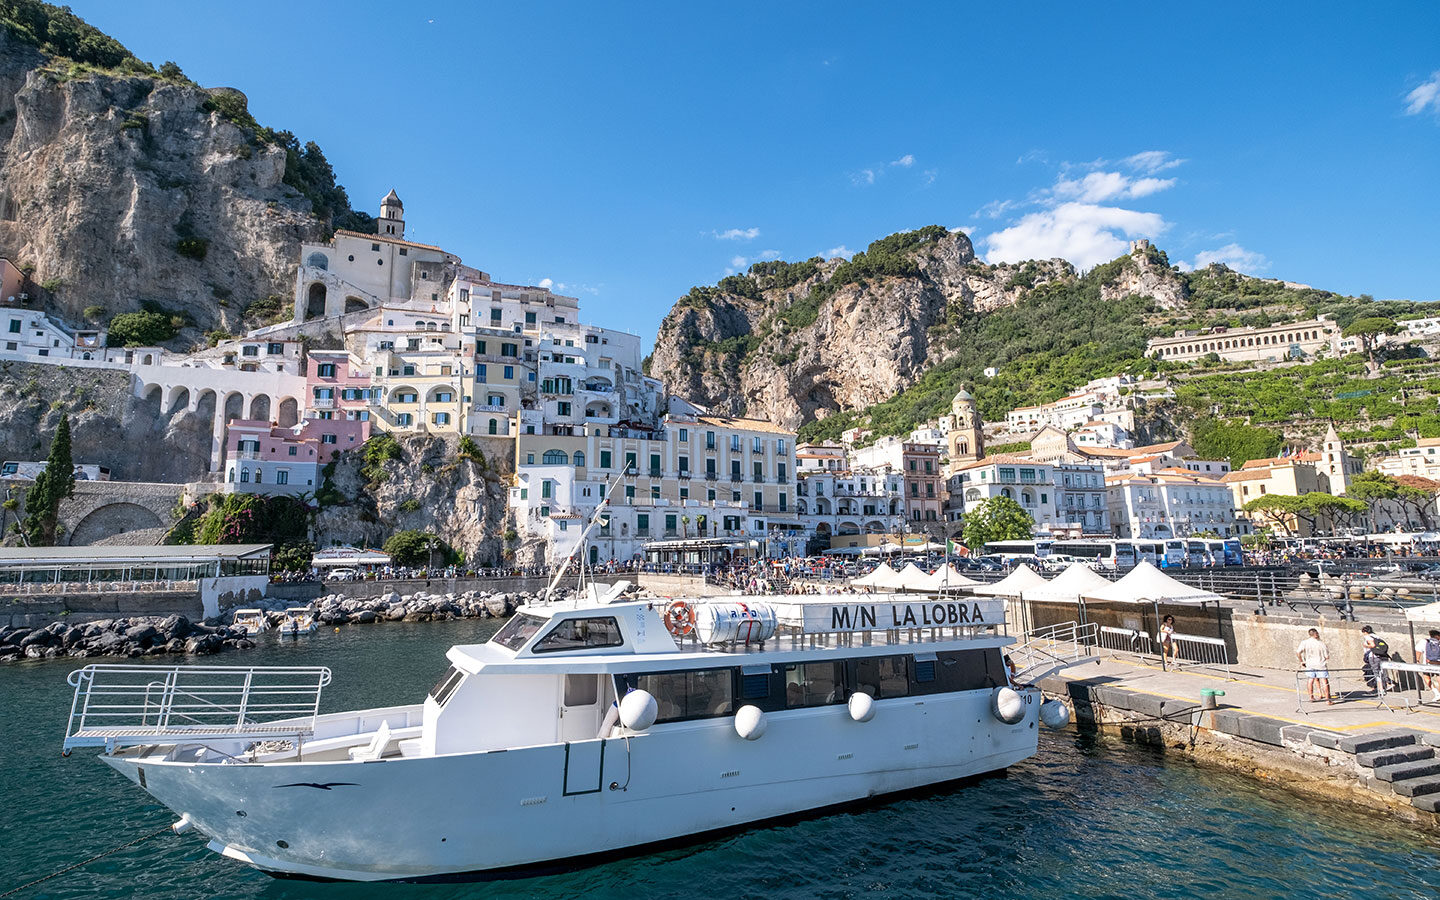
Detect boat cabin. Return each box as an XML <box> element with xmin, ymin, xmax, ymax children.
<box><xmin>417</xmin><ymin>599</ymin><xmax>1011</xmax><ymax>757</ymax></box>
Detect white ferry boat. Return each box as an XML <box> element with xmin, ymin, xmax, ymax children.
<box><xmin>61</xmin><ymin>592</ymin><xmax>1078</xmax><ymax>883</ymax></box>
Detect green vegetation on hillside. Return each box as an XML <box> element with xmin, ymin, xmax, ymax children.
<box><xmin>1</xmin><ymin>0</ymin><xmax>148</xmax><ymax>73</ymax></box>
<box><xmin>2</xmin><ymin>1</ymin><xmax>374</xmax><ymax>235</ymax></box>
<box><xmin>799</xmin><ymin>267</ymin><xmax>1158</xmax><ymax>443</ymax></box>
<box><xmin>107</xmin><ymin>310</ymin><xmax>177</xmax><ymax>347</ymax></box>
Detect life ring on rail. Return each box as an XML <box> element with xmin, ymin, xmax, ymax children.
<box><xmin>663</xmin><ymin>600</ymin><xmax>696</xmax><ymax>637</ymax></box>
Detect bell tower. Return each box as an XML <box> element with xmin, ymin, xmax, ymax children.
<box><xmin>947</xmin><ymin>387</ymin><xmax>983</xmax><ymax>470</ymax></box>
<box><xmin>379</xmin><ymin>188</ymin><xmax>405</xmax><ymax>239</ymax></box>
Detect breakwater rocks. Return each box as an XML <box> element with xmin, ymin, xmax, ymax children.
<box><xmin>0</xmin><ymin>615</ymin><xmax>252</xmax><ymax>662</ymax></box>
<box><xmin>291</xmin><ymin>589</ymin><xmax>527</xmax><ymax>626</ymax></box>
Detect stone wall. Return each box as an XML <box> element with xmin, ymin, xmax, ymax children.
<box><xmin>1</xmin><ymin>590</ymin><xmax>203</xmax><ymax>627</ymax></box>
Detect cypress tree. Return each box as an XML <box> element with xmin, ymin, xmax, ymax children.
<box><xmin>23</xmin><ymin>415</ymin><xmax>75</xmax><ymax>546</ymax></box>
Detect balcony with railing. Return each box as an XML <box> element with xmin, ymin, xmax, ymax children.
<box><xmin>311</xmin><ymin>396</ymin><xmax>336</xmax><ymax>409</ymax></box>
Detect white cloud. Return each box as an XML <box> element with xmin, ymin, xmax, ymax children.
<box><xmin>921</xmin><ymin>168</ymin><xmax>937</xmax><ymax>187</ymax></box>
<box><xmin>983</xmin><ymin>202</ymin><xmax>1168</xmax><ymax>269</ymax></box>
<box><xmin>825</xmin><ymin>245</ymin><xmax>854</xmax><ymax>259</ymax></box>
<box><xmin>709</xmin><ymin>227</ymin><xmax>760</xmax><ymax>241</ymax></box>
<box><xmin>1121</xmin><ymin>150</ymin><xmax>1185</xmax><ymax>174</ymax></box>
<box><xmin>1405</xmin><ymin>71</ymin><xmax>1440</xmax><ymax>115</ymax></box>
<box><xmin>1181</xmin><ymin>243</ymin><xmax>1269</xmax><ymax>273</ymax></box>
<box><xmin>537</xmin><ymin>277</ymin><xmax>553</xmax><ymax>289</ymax></box>
<box><xmin>978</xmin><ymin>198</ymin><xmax>1020</xmax><ymax>220</ymax></box>
<box><xmin>851</xmin><ymin>168</ymin><xmax>878</xmax><ymax>186</ymax></box>
<box><xmin>890</xmin><ymin>153</ymin><xmax>915</xmax><ymax>167</ymax></box>
<box><xmin>1051</xmin><ymin>170</ymin><xmax>1177</xmax><ymax>203</ymax></box>
<box><xmin>757</xmin><ymin>249</ymin><xmax>782</xmax><ymax>261</ymax></box>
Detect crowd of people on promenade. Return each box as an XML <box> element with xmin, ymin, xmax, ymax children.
<box><xmin>1295</xmin><ymin>623</ymin><xmax>1440</xmax><ymax>706</ymax></box>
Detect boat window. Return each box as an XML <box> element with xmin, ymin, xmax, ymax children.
<box><xmin>911</xmin><ymin>657</ymin><xmax>937</xmax><ymax>685</ymax></box>
<box><xmin>852</xmin><ymin>655</ymin><xmax>909</xmax><ymax>699</ymax></box>
<box><xmin>491</xmin><ymin>613</ymin><xmax>548</xmax><ymax>651</ymax></box>
<box><xmin>429</xmin><ymin>666</ymin><xmax>465</xmax><ymax>707</ymax></box>
<box><xmin>533</xmin><ymin>616</ymin><xmax>624</xmax><ymax>653</ymax></box>
<box><xmin>623</xmin><ymin>669</ymin><xmax>735</xmax><ymax>722</ymax></box>
<box><xmin>564</xmin><ymin>674</ymin><xmax>599</xmax><ymax>706</ymax></box>
<box><xmin>909</xmin><ymin>649</ymin><xmax>1007</xmax><ymax>695</ymax></box>
<box><xmin>740</xmin><ymin>664</ymin><xmax>771</xmax><ymax>700</ymax></box>
<box><xmin>784</xmin><ymin>662</ymin><xmax>843</xmax><ymax>708</ymax></box>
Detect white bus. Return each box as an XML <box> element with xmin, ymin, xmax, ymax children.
<box><xmin>982</xmin><ymin>539</ymin><xmax>1054</xmax><ymax>563</ymax></box>
<box><xmin>1131</xmin><ymin>541</ymin><xmax>1164</xmax><ymax>565</ymax></box>
<box><xmin>1053</xmin><ymin>539</ymin><xmax>1137</xmax><ymax>570</ymax></box>
<box><xmin>1160</xmin><ymin>539</ymin><xmax>1188</xmax><ymax>568</ymax></box>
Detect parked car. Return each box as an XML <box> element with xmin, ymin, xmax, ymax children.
<box><xmin>325</xmin><ymin>568</ymin><xmax>359</xmax><ymax>581</ymax></box>
<box><xmin>973</xmin><ymin>555</ymin><xmax>1005</xmax><ymax>572</ymax></box>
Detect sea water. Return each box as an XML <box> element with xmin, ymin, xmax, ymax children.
<box><xmin>4</xmin><ymin>618</ymin><xmax>1440</xmax><ymax>900</ymax></box>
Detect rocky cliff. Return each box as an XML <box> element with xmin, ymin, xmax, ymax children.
<box><xmin>648</xmin><ymin>227</ymin><xmax>1073</xmax><ymax>430</ymax></box>
<box><xmin>312</xmin><ymin>434</ymin><xmax>513</xmax><ymax>566</ymax></box>
<box><xmin>0</xmin><ymin>21</ymin><xmax>361</xmax><ymax>341</ymax></box>
<box><xmin>0</xmin><ymin>359</ymin><xmax>211</xmax><ymax>482</ymax></box>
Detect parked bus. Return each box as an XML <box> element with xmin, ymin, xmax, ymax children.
<box><xmin>1208</xmin><ymin>538</ymin><xmax>1244</xmax><ymax>566</ymax></box>
<box><xmin>1186</xmin><ymin>539</ymin><xmax>1212</xmax><ymax>567</ymax></box>
<box><xmin>982</xmin><ymin>539</ymin><xmax>1054</xmax><ymax>563</ymax></box>
<box><xmin>1131</xmin><ymin>541</ymin><xmax>1164</xmax><ymax>565</ymax></box>
<box><xmin>1160</xmin><ymin>539</ymin><xmax>1187</xmax><ymax>568</ymax></box>
<box><xmin>1054</xmin><ymin>539</ymin><xmax>1137</xmax><ymax>570</ymax></box>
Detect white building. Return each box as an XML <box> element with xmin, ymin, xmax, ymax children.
<box><xmin>1374</xmin><ymin>437</ymin><xmax>1440</xmax><ymax>479</ymax></box>
<box><xmin>796</xmin><ymin>442</ymin><xmax>847</xmax><ymax>473</ymax></box>
<box><xmin>1</xmin><ymin>308</ymin><xmax>105</xmax><ymax>361</ymax></box>
<box><xmin>1106</xmin><ymin>468</ymin><xmax>1238</xmax><ymax>539</ymax></box>
<box><xmin>796</xmin><ymin>469</ymin><xmax>907</xmax><ymax>541</ymax></box>
<box><xmin>948</xmin><ymin>454</ymin><xmax>1109</xmax><ymax>536</ymax></box>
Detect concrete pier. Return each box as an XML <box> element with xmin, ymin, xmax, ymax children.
<box><xmin>1041</xmin><ymin>654</ymin><xmax>1440</xmax><ymax>824</ymax></box>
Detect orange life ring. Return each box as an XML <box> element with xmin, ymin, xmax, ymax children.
<box><xmin>663</xmin><ymin>600</ymin><xmax>696</xmax><ymax>637</ymax></box>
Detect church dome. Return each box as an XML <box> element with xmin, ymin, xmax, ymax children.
<box><xmin>381</xmin><ymin>188</ymin><xmax>403</xmax><ymax>208</ymax></box>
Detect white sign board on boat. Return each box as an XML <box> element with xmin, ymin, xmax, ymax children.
<box><xmin>772</xmin><ymin>597</ymin><xmax>1006</xmax><ymax>634</ymax></box>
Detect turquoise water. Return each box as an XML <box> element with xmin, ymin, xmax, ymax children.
<box><xmin>4</xmin><ymin>619</ymin><xmax>1440</xmax><ymax>899</ymax></box>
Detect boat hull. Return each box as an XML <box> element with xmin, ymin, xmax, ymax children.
<box><xmin>104</xmin><ymin>688</ymin><xmax>1041</xmax><ymax>881</ymax></box>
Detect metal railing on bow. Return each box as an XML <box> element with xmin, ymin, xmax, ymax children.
<box><xmin>63</xmin><ymin>664</ymin><xmax>331</xmax><ymax>753</ymax></box>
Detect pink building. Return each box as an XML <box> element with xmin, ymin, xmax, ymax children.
<box><xmin>1</xmin><ymin>258</ymin><xmax>25</xmax><ymax>304</ymax></box>
<box><xmin>223</xmin><ymin>417</ymin><xmax>368</xmax><ymax>495</ymax></box>
<box><xmin>306</xmin><ymin>350</ymin><xmax>373</xmax><ymax>440</ymax></box>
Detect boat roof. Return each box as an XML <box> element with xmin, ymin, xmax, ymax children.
<box><xmin>447</xmin><ymin>596</ymin><xmax>1012</xmax><ymax>676</ymax></box>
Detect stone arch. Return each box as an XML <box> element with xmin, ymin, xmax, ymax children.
<box><xmin>344</xmin><ymin>296</ymin><xmax>368</xmax><ymax>315</ymax></box>
<box><xmin>165</xmin><ymin>385</ymin><xmax>190</xmax><ymax>415</ymax></box>
<box><xmin>306</xmin><ymin>252</ymin><xmax>329</xmax><ymax>270</ymax></box>
<box><xmin>142</xmin><ymin>353</ymin><xmax>155</xmax><ymax>366</ymax></box>
<box><xmin>796</xmin><ymin>498</ymin><xmax>809</xmax><ymax>515</ymax></box>
<box><xmin>222</xmin><ymin>390</ymin><xmax>245</xmax><ymax>423</ymax></box>
<box><xmin>249</xmin><ymin>394</ymin><xmax>271</xmax><ymax>421</ymax></box>
<box><xmin>837</xmin><ymin>521</ymin><xmax>860</xmax><ymax>536</ymax></box>
<box><xmin>863</xmin><ymin>520</ymin><xmax>886</xmax><ymax>534</ymax></box>
<box><xmin>68</xmin><ymin>502</ymin><xmax>164</xmax><ymax>546</ymax></box>
<box><xmin>277</xmin><ymin>397</ymin><xmax>299</xmax><ymax>427</ymax></box>
<box><xmin>193</xmin><ymin>388</ymin><xmax>217</xmax><ymax>418</ymax></box>
<box><xmin>140</xmin><ymin>382</ymin><xmax>163</xmax><ymax>405</ymax></box>
<box><xmin>305</xmin><ymin>282</ymin><xmax>327</xmax><ymax>320</ymax></box>
<box><xmin>815</xmin><ymin>497</ymin><xmax>832</xmax><ymax>515</ymax></box>
<box><xmin>814</xmin><ymin>522</ymin><xmax>831</xmax><ymax>536</ymax></box>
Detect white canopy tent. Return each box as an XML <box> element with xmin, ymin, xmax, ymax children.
<box><xmin>1081</xmin><ymin>561</ymin><xmax>1223</xmax><ymax>606</ymax></box>
<box><xmin>893</xmin><ymin>563</ymin><xmax>937</xmax><ymax>592</ymax></box>
<box><xmin>1021</xmin><ymin>563</ymin><xmax>1113</xmax><ymax>604</ymax></box>
<box><xmin>972</xmin><ymin>564</ymin><xmax>1049</xmax><ymax>598</ymax></box>
<box><xmin>1406</xmin><ymin>601</ymin><xmax>1440</xmax><ymax>624</ymax></box>
<box><xmin>920</xmin><ymin>564</ymin><xmax>982</xmax><ymax>591</ymax></box>
<box><xmin>853</xmin><ymin>564</ymin><xmax>902</xmax><ymax>589</ymax></box>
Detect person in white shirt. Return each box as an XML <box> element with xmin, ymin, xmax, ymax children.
<box><xmin>1297</xmin><ymin>628</ymin><xmax>1333</xmax><ymax>705</ymax></box>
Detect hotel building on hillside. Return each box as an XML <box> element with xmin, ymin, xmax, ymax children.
<box><xmin>510</xmin><ymin>414</ymin><xmax>800</xmax><ymax>566</ymax></box>
<box><xmin>1146</xmin><ymin>316</ymin><xmax>1343</xmax><ymax>364</ymax></box>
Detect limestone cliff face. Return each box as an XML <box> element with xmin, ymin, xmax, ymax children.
<box><xmin>312</xmin><ymin>434</ymin><xmax>512</xmax><ymax>566</ymax></box>
<box><xmin>1099</xmin><ymin>246</ymin><xmax>1189</xmax><ymax>309</ymax></box>
<box><xmin>648</xmin><ymin>230</ymin><xmax>1073</xmax><ymax>430</ymax></box>
<box><xmin>0</xmin><ymin>360</ymin><xmax>211</xmax><ymax>482</ymax></box>
<box><xmin>0</xmin><ymin>28</ymin><xmax>323</xmax><ymax>337</ymax></box>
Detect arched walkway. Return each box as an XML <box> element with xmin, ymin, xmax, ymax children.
<box><xmin>305</xmin><ymin>283</ymin><xmax>327</xmax><ymax>320</ymax></box>
<box><xmin>277</xmin><ymin>397</ymin><xmax>299</xmax><ymax>427</ymax></box>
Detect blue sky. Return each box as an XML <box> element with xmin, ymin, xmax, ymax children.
<box><xmin>74</xmin><ymin>2</ymin><xmax>1440</xmax><ymax>344</ymax></box>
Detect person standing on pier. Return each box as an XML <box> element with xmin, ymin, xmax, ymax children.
<box><xmin>1297</xmin><ymin>628</ymin><xmax>1333</xmax><ymax>705</ymax></box>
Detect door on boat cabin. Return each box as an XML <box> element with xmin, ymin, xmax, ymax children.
<box><xmin>558</xmin><ymin>674</ymin><xmax>605</xmax><ymax>742</ymax></box>
<box><xmin>558</xmin><ymin>674</ymin><xmax>606</xmax><ymax>796</ymax></box>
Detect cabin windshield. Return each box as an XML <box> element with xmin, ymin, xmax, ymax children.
<box><xmin>490</xmin><ymin>613</ymin><xmax>547</xmax><ymax>651</ymax></box>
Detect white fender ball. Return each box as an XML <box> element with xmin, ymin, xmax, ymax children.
<box><xmin>848</xmin><ymin>691</ymin><xmax>876</xmax><ymax>723</ymax></box>
<box><xmin>619</xmin><ymin>689</ymin><xmax>658</xmax><ymax>731</ymax></box>
<box><xmin>991</xmin><ymin>686</ymin><xmax>1026</xmax><ymax>725</ymax></box>
<box><xmin>734</xmin><ymin>704</ymin><xmax>768</xmax><ymax>740</ymax></box>
<box><xmin>1039</xmin><ymin>699</ymin><xmax>1071</xmax><ymax>730</ymax></box>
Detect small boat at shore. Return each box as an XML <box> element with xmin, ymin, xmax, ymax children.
<box><xmin>230</xmin><ymin>609</ymin><xmax>269</xmax><ymax>636</ymax></box>
<box><xmin>277</xmin><ymin>606</ymin><xmax>317</xmax><ymax>636</ymax></box>
<box><xmin>60</xmin><ymin>589</ymin><xmax>1078</xmax><ymax>882</ymax></box>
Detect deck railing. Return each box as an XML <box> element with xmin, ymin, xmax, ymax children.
<box><xmin>63</xmin><ymin>663</ymin><xmax>331</xmax><ymax>753</ymax></box>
